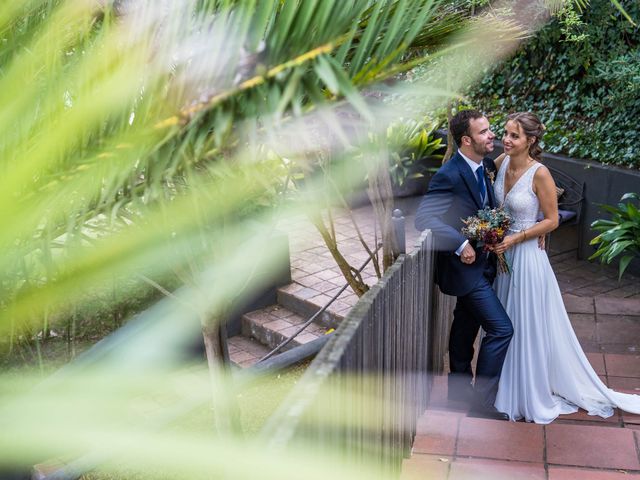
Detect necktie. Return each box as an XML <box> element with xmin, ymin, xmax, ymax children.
<box><xmin>476</xmin><ymin>165</ymin><xmax>486</xmax><ymax>204</ymax></box>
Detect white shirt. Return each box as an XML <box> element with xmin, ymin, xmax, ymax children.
<box><xmin>455</xmin><ymin>150</ymin><xmax>486</xmax><ymax>256</ymax></box>
<box><xmin>460</xmin><ymin>150</ymin><xmax>483</xmax><ymax>175</ymax></box>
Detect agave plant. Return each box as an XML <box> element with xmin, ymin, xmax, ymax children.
<box><xmin>590</xmin><ymin>193</ymin><xmax>640</xmax><ymax>280</ymax></box>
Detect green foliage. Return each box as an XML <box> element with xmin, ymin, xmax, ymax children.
<box><xmin>468</xmin><ymin>0</ymin><xmax>640</xmax><ymax>167</ymax></box>
<box><xmin>386</xmin><ymin>118</ymin><xmax>445</xmax><ymax>186</ymax></box>
<box><xmin>590</xmin><ymin>193</ymin><xmax>640</xmax><ymax>279</ymax></box>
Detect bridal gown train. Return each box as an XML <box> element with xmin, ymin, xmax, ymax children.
<box><xmin>492</xmin><ymin>156</ymin><xmax>640</xmax><ymax>423</ymax></box>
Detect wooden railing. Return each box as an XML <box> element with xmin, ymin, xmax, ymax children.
<box><xmin>261</xmin><ymin>230</ymin><xmax>453</xmax><ymax>475</ymax></box>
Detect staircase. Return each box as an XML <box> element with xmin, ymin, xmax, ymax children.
<box><xmin>227</xmin><ymin>284</ymin><xmax>347</xmax><ymax>368</ymax></box>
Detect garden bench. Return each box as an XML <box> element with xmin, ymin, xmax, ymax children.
<box><xmin>538</xmin><ymin>165</ymin><xmax>585</xmax><ymax>251</ymax></box>
<box><xmin>540</xmin><ymin>166</ymin><xmax>585</xmax><ymax>224</ymax></box>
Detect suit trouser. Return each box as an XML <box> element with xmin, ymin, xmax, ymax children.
<box><xmin>448</xmin><ymin>275</ymin><xmax>513</xmax><ymax>408</ymax></box>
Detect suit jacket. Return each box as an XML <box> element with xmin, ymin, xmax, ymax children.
<box><xmin>415</xmin><ymin>152</ymin><xmax>498</xmax><ymax>296</ymax></box>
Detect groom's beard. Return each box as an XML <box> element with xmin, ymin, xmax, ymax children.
<box><xmin>470</xmin><ymin>138</ymin><xmax>492</xmax><ymax>157</ymax></box>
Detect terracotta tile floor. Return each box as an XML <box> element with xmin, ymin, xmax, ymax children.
<box><xmin>546</xmin><ymin>423</ymin><xmax>639</xmax><ymax>470</ymax></box>
<box><xmin>456</xmin><ymin>418</ymin><xmax>544</xmax><ymax>463</ymax></box>
<box><xmin>405</xmin><ymin>371</ymin><xmax>640</xmax><ymax>479</ymax></box>
<box><xmin>548</xmin><ymin>467</ymin><xmax>640</xmax><ymax>480</ymax></box>
<box><xmin>408</xmin><ymin>324</ymin><xmax>640</xmax><ymax>477</ymax></box>
<box><xmin>449</xmin><ymin>458</ymin><xmax>546</xmax><ymax>480</ymax></box>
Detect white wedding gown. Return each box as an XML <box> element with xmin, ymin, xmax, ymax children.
<box><xmin>493</xmin><ymin>156</ymin><xmax>640</xmax><ymax>423</ymax></box>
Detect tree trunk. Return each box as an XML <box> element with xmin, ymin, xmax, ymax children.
<box><xmin>309</xmin><ymin>212</ymin><xmax>370</xmax><ymax>297</ymax></box>
<box><xmin>202</xmin><ymin>322</ymin><xmax>228</xmax><ymax>367</ymax></box>
<box><xmin>201</xmin><ymin>317</ymin><xmax>241</xmax><ymax>435</ymax></box>
<box><xmin>366</xmin><ymin>151</ymin><xmax>397</xmax><ymax>271</ymax></box>
<box><xmin>443</xmin><ymin>99</ymin><xmax>456</xmax><ymax>164</ymax></box>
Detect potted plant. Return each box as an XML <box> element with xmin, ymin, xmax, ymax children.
<box><xmin>590</xmin><ymin>192</ymin><xmax>640</xmax><ymax>279</ymax></box>
<box><xmin>386</xmin><ymin>118</ymin><xmax>445</xmax><ymax>198</ymax></box>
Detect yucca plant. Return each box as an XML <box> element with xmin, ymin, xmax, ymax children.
<box><xmin>590</xmin><ymin>193</ymin><xmax>640</xmax><ymax>280</ymax></box>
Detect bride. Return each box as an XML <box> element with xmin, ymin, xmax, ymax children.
<box><xmin>490</xmin><ymin>112</ymin><xmax>640</xmax><ymax>423</ymax></box>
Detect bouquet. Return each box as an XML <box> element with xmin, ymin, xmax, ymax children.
<box><xmin>461</xmin><ymin>207</ymin><xmax>512</xmax><ymax>274</ymax></box>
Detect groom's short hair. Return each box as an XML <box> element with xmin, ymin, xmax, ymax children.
<box><xmin>450</xmin><ymin>109</ymin><xmax>484</xmax><ymax>147</ymax></box>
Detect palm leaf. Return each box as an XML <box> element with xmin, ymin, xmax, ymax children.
<box><xmin>0</xmin><ymin>2</ymin><xmax>538</xmax><ymax>475</ymax></box>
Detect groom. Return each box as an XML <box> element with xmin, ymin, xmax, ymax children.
<box><xmin>415</xmin><ymin>110</ymin><xmax>513</xmax><ymax>420</ymax></box>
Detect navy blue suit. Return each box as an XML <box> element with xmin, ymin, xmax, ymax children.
<box><xmin>415</xmin><ymin>152</ymin><xmax>513</xmax><ymax>408</ymax></box>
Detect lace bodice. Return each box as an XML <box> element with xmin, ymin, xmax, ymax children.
<box><xmin>494</xmin><ymin>156</ymin><xmax>543</xmax><ymax>232</ymax></box>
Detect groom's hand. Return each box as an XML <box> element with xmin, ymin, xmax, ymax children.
<box><xmin>460</xmin><ymin>243</ymin><xmax>476</xmax><ymax>264</ymax></box>
<box><xmin>538</xmin><ymin>235</ymin><xmax>546</xmax><ymax>250</ymax></box>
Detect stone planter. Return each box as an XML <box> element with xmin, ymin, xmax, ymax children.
<box><xmin>392</xmin><ymin>174</ymin><xmax>430</xmax><ymax>198</ymax></box>
<box><xmin>391</xmin><ymin>155</ymin><xmax>441</xmax><ymax>198</ymax></box>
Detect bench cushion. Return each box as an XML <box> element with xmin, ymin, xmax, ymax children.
<box><xmin>558</xmin><ymin>209</ymin><xmax>577</xmax><ymax>223</ymax></box>
<box><xmin>536</xmin><ymin>209</ymin><xmax>577</xmax><ymax>224</ymax></box>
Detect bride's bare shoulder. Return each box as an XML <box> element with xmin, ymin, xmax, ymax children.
<box><xmin>533</xmin><ymin>163</ymin><xmax>554</xmax><ymax>184</ymax></box>
<box><xmin>494</xmin><ymin>153</ymin><xmax>507</xmax><ymax>170</ymax></box>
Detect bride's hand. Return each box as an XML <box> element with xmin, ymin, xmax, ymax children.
<box><xmin>493</xmin><ymin>235</ymin><xmax>519</xmax><ymax>255</ymax></box>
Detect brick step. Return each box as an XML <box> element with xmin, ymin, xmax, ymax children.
<box><xmin>276</xmin><ymin>286</ymin><xmax>345</xmax><ymax>329</ymax></box>
<box><xmin>241</xmin><ymin>304</ymin><xmax>332</xmax><ymax>353</ymax></box>
<box><xmin>228</xmin><ymin>335</ymin><xmax>272</xmax><ymax>368</ymax></box>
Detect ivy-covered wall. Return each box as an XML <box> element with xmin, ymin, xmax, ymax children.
<box><xmin>469</xmin><ymin>0</ymin><xmax>639</xmax><ymax>168</ymax></box>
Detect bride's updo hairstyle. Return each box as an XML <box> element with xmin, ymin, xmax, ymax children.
<box><xmin>507</xmin><ymin>112</ymin><xmax>546</xmax><ymax>161</ymax></box>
